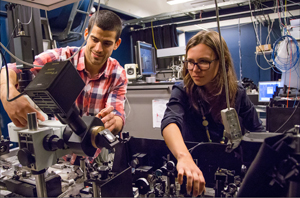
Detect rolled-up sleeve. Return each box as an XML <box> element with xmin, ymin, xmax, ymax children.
<box><xmin>161</xmin><ymin>83</ymin><xmax>188</xmax><ymax>135</ymax></box>
<box><xmin>106</xmin><ymin>67</ymin><xmax>128</xmax><ymax>126</ymax></box>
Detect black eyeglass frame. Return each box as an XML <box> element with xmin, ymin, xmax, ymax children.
<box><xmin>183</xmin><ymin>59</ymin><xmax>218</xmax><ymax>71</ymax></box>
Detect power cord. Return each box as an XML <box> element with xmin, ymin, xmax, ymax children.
<box><xmin>274</xmin><ymin>99</ymin><xmax>300</xmax><ymax>133</ymax></box>
<box><xmin>125</xmin><ymin>95</ymin><xmax>131</xmax><ymax>120</ymax></box>
<box><xmin>0</xmin><ymin>49</ymin><xmax>25</xmax><ymax>102</ymax></box>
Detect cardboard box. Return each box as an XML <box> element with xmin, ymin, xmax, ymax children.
<box><xmin>256</xmin><ymin>44</ymin><xmax>272</xmax><ymax>52</ymax></box>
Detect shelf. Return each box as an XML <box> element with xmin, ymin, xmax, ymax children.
<box><xmin>255</xmin><ymin>50</ymin><xmax>273</xmax><ymax>55</ymax></box>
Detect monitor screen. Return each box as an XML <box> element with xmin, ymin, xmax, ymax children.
<box><xmin>135</xmin><ymin>41</ymin><xmax>156</xmax><ymax>76</ymax></box>
<box><xmin>258</xmin><ymin>81</ymin><xmax>281</xmax><ymax>102</ymax></box>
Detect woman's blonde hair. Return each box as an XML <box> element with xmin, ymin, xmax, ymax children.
<box><xmin>182</xmin><ymin>30</ymin><xmax>238</xmax><ymax>122</ymax></box>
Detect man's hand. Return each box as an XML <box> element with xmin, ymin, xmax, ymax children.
<box><xmin>1</xmin><ymin>67</ymin><xmax>45</xmax><ymax>127</ymax></box>
<box><xmin>177</xmin><ymin>154</ymin><xmax>206</xmax><ymax>197</ymax></box>
<box><xmin>1</xmin><ymin>90</ymin><xmax>45</xmax><ymax>127</ymax></box>
<box><xmin>96</xmin><ymin>106</ymin><xmax>122</xmax><ymax>135</ymax></box>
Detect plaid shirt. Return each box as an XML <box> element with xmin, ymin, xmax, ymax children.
<box><xmin>7</xmin><ymin>46</ymin><xmax>128</xmax><ymax>124</ymax></box>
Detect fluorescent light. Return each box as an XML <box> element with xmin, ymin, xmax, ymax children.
<box><xmin>167</xmin><ymin>0</ymin><xmax>195</xmax><ymax>5</ymax></box>
<box><xmin>195</xmin><ymin>25</ymin><xmax>209</xmax><ymax>31</ymax></box>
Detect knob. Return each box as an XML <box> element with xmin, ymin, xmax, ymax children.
<box><xmin>166</xmin><ymin>161</ymin><xmax>175</xmax><ymax>172</ymax></box>
<box><xmin>17</xmin><ymin>148</ymin><xmax>35</xmax><ymax>167</ymax></box>
<box><xmin>97</xmin><ymin>166</ymin><xmax>109</xmax><ymax>180</ymax></box>
<box><xmin>155</xmin><ymin>169</ymin><xmax>163</xmax><ymax>177</ymax></box>
<box><xmin>90</xmin><ymin>171</ymin><xmax>99</xmax><ymax>180</ymax></box>
<box><xmin>136</xmin><ymin>178</ymin><xmax>150</xmax><ymax>195</ymax></box>
<box><xmin>122</xmin><ymin>131</ymin><xmax>130</xmax><ymax>139</ymax></box>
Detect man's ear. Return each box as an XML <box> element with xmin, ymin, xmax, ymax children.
<box><xmin>84</xmin><ymin>28</ymin><xmax>88</xmax><ymax>40</ymax></box>
<box><xmin>114</xmin><ymin>38</ymin><xmax>122</xmax><ymax>50</ymax></box>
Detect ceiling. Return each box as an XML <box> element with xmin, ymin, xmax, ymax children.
<box><xmin>99</xmin><ymin>0</ymin><xmax>255</xmax><ymax>32</ymax></box>
<box><xmin>4</xmin><ymin>0</ymin><xmax>235</xmax><ymax>14</ymax></box>
<box><xmin>98</xmin><ymin>0</ymin><xmax>252</xmax><ymax>18</ymax></box>
<box><xmin>4</xmin><ymin>0</ymin><xmax>300</xmax><ymax>32</ymax></box>
<box><xmin>103</xmin><ymin>0</ymin><xmax>300</xmax><ymax>32</ymax></box>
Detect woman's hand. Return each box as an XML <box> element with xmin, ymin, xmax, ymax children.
<box><xmin>177</xmin><ymin>154</ymin><xmax>205</xmax><ymax>197</ymax></box>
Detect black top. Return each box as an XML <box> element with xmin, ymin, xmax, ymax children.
<box><xmin>161</xmin><ymin>82</ymin><xmax>265</xmax><ymax>143</ymax></box>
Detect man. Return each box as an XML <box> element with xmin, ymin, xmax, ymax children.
<box><xmin>0</xmin><ymin>10</ymin><xmax>127</xmax><ymax>135</ymax></box>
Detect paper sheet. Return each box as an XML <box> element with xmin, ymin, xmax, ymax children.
<box><xmin>152</xmin><ymin>99</ymin><xmax>168</xmax><ymax>128</ymax></box>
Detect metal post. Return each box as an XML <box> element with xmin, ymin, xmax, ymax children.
<box><xmin>92</xmin><ymin>182</ymin><xmax>99</xmax><ymax>197</ymax></box>
<box><xmin>27</xmin><ymin>112</ymin><xmax>38</xmax><ymax>131</ymax></box>
<box><xmin>80</xmin><ymin>157</ymin><xmax>86</xmax><ymax>180</ymax></box>
<box><xmin>34</xmin><ymin>172</ymin><xmax>47</xmax><ymax>197</ymax></box>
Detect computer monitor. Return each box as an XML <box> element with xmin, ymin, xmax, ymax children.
<box><xmin>258</xmin><ymin>81</ymin><xmax>281</xmax><ymax>102</ymax></box>
<box><xmin>135</xmin><ymin>41</ymin><xmax>156</xmax><ymax>76</ymax></box>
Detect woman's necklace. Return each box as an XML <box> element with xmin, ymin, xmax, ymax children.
<box><xmin>199</xmin><ymin>104</ymin><xmax>225</xmax><ymax>144</ymax></box>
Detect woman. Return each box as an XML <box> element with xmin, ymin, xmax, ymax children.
<box><xmin>161</xmin><ymin>30</ymin><xmax>264</xmax><ymax>197</ymax></box>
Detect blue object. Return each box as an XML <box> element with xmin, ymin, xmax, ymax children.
<box><xmin>272</xmin><ymin>34</ymin><xmax>300</xmax><ymax>72</ymax></box>
<box><xmin>258</xmin><ymin>81</ymin><xmax>281</xmax><ymax>102</ymax></box>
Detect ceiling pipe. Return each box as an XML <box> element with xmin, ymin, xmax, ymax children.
<box><xmin>129</xmin><ymin>2</ymin><xmax>299</xmax><ymax>31</ymax></box>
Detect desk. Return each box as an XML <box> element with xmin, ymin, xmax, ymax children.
<box><xmin>123</xmin><ymin>82</ymin><xmax>178</xmax><ymax>140</ymax></box>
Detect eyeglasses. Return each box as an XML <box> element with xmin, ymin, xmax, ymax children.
<box><xmin>183</xmin><ymin>59</ymin><xmax>218</xmax><ymax>71</ymax></box>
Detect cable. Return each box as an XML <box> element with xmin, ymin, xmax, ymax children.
<box><xmin>254</xmin><ymin>47</ymin><xmax>272</xmax><ymax>70</ymax></box>
<box><xmin>3</xmin><ymin>5</ymin><xmax>39</xmax><ymax>55</ymax></box>
<box><xmin>4</xmin><ymin>24</ymin><xmax>18</xmax><ymax>56</ymax></box>
<box><xmin>265</xmin><ymin>16</ymin><xmax>274</xmax><ymax>45</ymax></box>
<box><xmin>0</xmin><ymin>42</ymin><xmax>41</xmax><ymax>68</ymax></box>
<box><xmin>274</xmin><ymin>98</ymin><xmax>300</xmax><ymax>133</ymax></box>
<box><xmin>125</xmin><ymin>95</ymin><xmax>131</xmax><ymax>120</ymax></box>
<box><xmin>271</xmin><ymin>65</ymin><xmax>282</xmax><ymax>74</ymax></box>
<box><xmin>287</xmin><ymin>67</ymin><xmax>291</xmax><ymax>107</ymax></box>
<box><xmin>249</xmin><ymin>0</ymin><xmax>275</xmax><ymax>68</ymax></box>
<box><xmin>0</xmin><ymin>49</ymin><xmax>25</xmax><ymax>102</ymax></box>
<box><xmin>151</xmin><ymin>20</ymin><xmax>157</xmax><ymax>50</ymax></box>
<box><xmin>292</xmin><ymin>79</ymin><xmax>298</xmax><ymax>108</ymax></box>
<box><xmin>238</xmin><ymin>18</ymin><xmax>242</xmax><ymax>82</ymax></box>
<box><xmin>272</xmin><ymin>34</ymin><xmax>299</xmax><ymax>72</ymax></box>
<box><xmin>214</xmin><ymin>0</ymin><xmax>230</xmax><ymax>110</ymax></box>
<box><xmin>19</xmin><ymin>5</ymin><xmax>33</xmax><ymax>25</ymax></box>
<box><xmin>188</xmin><ymin>142</ymin><xmax>203</xmax><ymax>154</ymax></box>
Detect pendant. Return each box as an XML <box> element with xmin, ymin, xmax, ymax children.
<box><xmin>202</xmin><ymin>120</ymin><xmax>209</xmax><ymax>127</ymax></box>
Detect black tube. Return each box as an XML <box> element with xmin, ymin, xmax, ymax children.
<box><xmin>56</xmin><ymin>106</ymin><xmax>87</xmax><ymax>137</ymax></box>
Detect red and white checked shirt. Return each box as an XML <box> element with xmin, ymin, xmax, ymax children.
<box><xmin>7</xmin><ymin>46</ymin><xmax>128</xmax><ymax>124</ymax></box>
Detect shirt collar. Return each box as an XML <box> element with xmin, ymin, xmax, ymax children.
<box><xmin>76</xmin><ymin>46</ymin><xmax>86</xmax><ymax>72</ymax></box>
